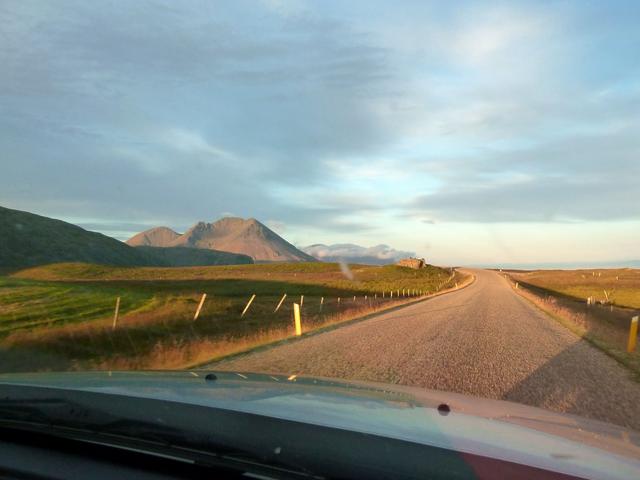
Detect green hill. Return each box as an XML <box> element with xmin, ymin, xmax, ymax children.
<box><xmin>0</xmin><ymin>206</ymin><xmax>149</xmax><ymax>269</ymax></box>
<box><xmin>0</xmin><ymin>206</ymin><xmax>254</xmax><ymax>269</ymax></box>
<box><xmin>135</xmin><ymin>246</ymin><xmax>252</xmax><ymax>266</ymax></box>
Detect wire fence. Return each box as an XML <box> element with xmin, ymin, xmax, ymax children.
<box><xmin>0</xmin><ymin>272</ymin><xmax>463</xmax><ymax>370</ymax></box>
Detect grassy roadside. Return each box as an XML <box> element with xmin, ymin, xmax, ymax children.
<box><xmin>509</xmin><ymin>268</ymin><xmax>640</xmax><ymax>309</ymax></box>
<box><xmin>0</xmin><ymin>262</ymin><xmax>464</xmax><ymax>372</ymax></box>
<box><xmin>504</xmin><ymin>274</ymin><xmax>640</xmax><ymax>380</ymax></box>
<box><xmin>189</xmin><ymin>268</ymin><xmax>475</xmax><ymax>369</ymax></box>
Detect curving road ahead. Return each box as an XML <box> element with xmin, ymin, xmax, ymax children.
<box><xmin>211</xmin><ymin>269</ymin><xmax>640</xmax><ymax>430</ymax></box>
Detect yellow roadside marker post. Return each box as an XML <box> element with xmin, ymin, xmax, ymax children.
<box><xmin>320</xmin><ymin>296</ymin><xmax>324</xmax><ymax>313</ymax></box>
<box><xmin>293</xmin><ymin>303</ymin><xmax>302</xmax><ymax>336</ymax></box>
<box><xmin>193</xmin><ymin>293</ymin><xmax>207</xmax><ymax>321</ymax></box>
<box><xmin>628</xmin><ymin>316</ymin><xmax>639</xmax><ymax>353</ymax></box>
<box><xmin>300</xmin><ymin>295</ymin><xmax>304</xmax><ymax>307</ymax></box>
<box><xmin>241</xmin><ymin>294</ymin><xmax>256</xmax><ymax>318</ymax></box>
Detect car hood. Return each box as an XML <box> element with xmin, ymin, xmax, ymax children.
<box><xmin>0</xmin><ymin>370</ymin><xmax>638</xmax><ymax>479</ymax></box>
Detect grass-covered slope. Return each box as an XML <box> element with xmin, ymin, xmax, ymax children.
<box><xmin>511</xmin><ymin>268</ymin><xmax>640</xmax><ymax>309</ymax></box>
<box><xmin>2</xmin><ymin>262</ymin><xmax>460</xmax><ymax>371</ymax></box>
<box><xmin>0</xmin><ymin>206</ymin><xmax>149</xmax><ymax>269</ymax></box>
<box><xmin>135</xmin><ymin>246</ymin><xmax>253</xmax><ymax>266</ymax></box>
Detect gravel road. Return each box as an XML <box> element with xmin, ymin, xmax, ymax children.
<box><xmin>211</xmin><ymin>269</ymin><xmax>640</xmax><ymax>430</ymax></box>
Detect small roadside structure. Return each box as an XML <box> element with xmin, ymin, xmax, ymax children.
<box><xmin>396</xmin><ymin>257</ymin><xmax>426</xmax><ymax>269</ymax></box>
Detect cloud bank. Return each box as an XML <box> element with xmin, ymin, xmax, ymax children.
<box><xmin>2</xmin><ymin>1</ymin><xmax>638</xmax><ymax>262</ymax></box>
<box><xmin>303</xmin><ymin>244</ymin><xmax>415</xmax><ymax>265</ymax></box>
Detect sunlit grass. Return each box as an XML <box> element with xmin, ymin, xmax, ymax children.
<box><xmin>512</xmin><ymin>268</ymin><xmax>640</xmax><ymax>309</ymax></box>
<box><xmin>0</xmin><ymin>277</ymin><xmax>153</xmax><ymax>332</ymax></box>
<box><xmin>0</xmin><ymin>262</ymin><xmax>461</xmax><ymax>371</ymax></box>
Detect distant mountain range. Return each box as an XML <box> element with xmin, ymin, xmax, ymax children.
<box><xmin>9</xmin><ymin>205</ymin><xmax>635</xmax><ymax>272</ymax></box>
<box><xmin>0</xmin><ymin>206</ymin><xmax>252</xmax><ymax>269</ymax></box>
<box><xmin>301</xmin><ymin>243</ymin><xmax>415</xmax><ymax>265</ymax></box>
<box><xmin>1</xmin><ymin>204</ymin><xmax>421</xmax><ymax>270</ymax></box>
<box><xmin>127</xmin><ymin>226</ymin><xmax>181</xmax><ymax>247</ymax></box>
<box><xmin>127</xmin><ymin>217</ymin><xmax>316</xmax><ymax>263</ymax></box>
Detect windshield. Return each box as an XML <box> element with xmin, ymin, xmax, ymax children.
<box><xmin>1</xmin><ymin>0</ymin><xmax>639</xmax><ymax>442</ymax></box>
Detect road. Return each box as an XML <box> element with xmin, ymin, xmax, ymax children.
<box><xmin>211</xmin><ymin>269</ymin><xmax>640</xmax><ymax>430</ymax></box>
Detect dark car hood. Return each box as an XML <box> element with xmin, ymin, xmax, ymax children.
<box><xmin>0</xmin><ymin>370</ymin><xmax>638</xmax><ymax>479</ymax></box>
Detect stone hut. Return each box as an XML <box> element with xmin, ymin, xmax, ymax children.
<box><xmin>396</xmin><ymin>257</ymin><xmax>426</xmax><ymax>269</ymax></box>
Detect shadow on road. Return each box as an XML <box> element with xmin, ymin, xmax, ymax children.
<box><xmin>499</xmin><ymin>280</ymin><xmax>640</xmax><ymax>432</ymax></box>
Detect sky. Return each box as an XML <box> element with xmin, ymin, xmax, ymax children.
<box><xmin>1</xmin><ymin>0</ymin><xmax>639</xmax><ymax>267</ymax></box>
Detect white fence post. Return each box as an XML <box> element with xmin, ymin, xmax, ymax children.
<box><xmin>193</xmin><ymin>293</ymin><xmax>207</xmax><ymax>321</ymax></box>
<box><xmin>241</xmin><ymin>294</ymin><xmax>256</xmax><ymax>318</ymax></box>
<box><xmin>274</xmin><ymin>293</ymin><xmax>287</xmax><ymax>313</ymax></box>
<box><xmin>112</xmin><ymin>297</ymin><xmax>121</xmax><ymax>329</ymax></box>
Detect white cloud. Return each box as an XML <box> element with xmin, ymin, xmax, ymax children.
<box><xmin>451</xmin><ymin>8</ymin><xmax>547</xmax><ymax>67</ymax></box>
<box><xmin>258</xmin><ymin>0</ymin><xmax>306</xmax><ymax>17</ymax></box>
<box><xmin>302</xmin><ymin>243</ymin><xmax>415</xmax><ymax>265</ymax></box>
<box><xmin>163</xmin><ymin>128</ymin><xmax>232</xmax><ymax>159</ymax></box>
<box><xmin>2</xmin><ymin>1</ymin><xmax>639</xmax><ymax>264</ymax></box>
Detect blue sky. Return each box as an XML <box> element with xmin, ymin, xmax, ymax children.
<box><xmin>1</xmin><ymin>0</ymin><xmax>639</xmax><ymax>266</ymax></box>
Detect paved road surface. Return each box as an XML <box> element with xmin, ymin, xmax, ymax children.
<box><xmin>211</xmin><ymin>269</ymin><xmax>640</xmax><ymax>430</ymax></box>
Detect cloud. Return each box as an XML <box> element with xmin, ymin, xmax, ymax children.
<box><xmin>163</xmin><ymin>129</ymin><xmax>232</xmax><ymax>159</ymax></box>
<box><xmin>1</xmin><ymin>1</ymin><xmax>639</xmax><ymax>264</ymax></box>
<box><xmin>0</xmin><ymin>0</ymin><xmax>395</xmax><ymax>224</ymax></box>
<box><xmin>408</xmin><ymin>125</ymin><xmax>640</xmax><ymax>223</ymax></box>
<box><xmin>302</xmin><ymin>243</ymin><xmax>415</xmax><ymax>265</ymax></box>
